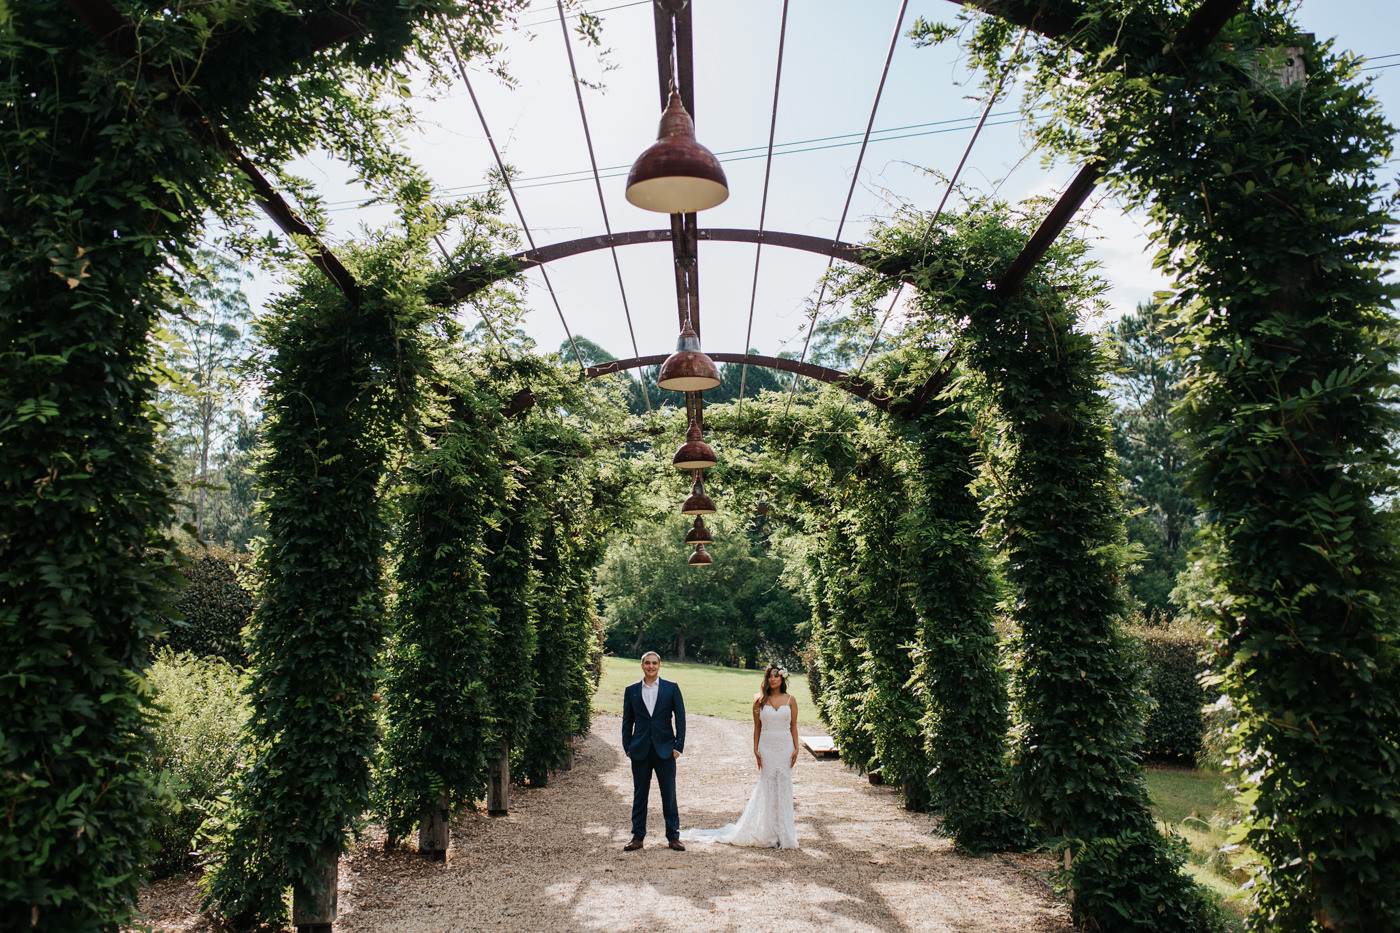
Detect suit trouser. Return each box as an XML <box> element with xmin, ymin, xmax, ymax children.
<box><xmin>630</xmin><ymin>748</ymin><xmax>679</xmax><ymax>840</ymax></box>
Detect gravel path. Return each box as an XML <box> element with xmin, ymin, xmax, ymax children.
<box><xmin>137</xmin><ymin>712</ymin><xmax>1071</xmax><ymax>932</ymax></box>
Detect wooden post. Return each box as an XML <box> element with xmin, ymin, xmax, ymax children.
<box><xmin>487</xmin><ymin>739</ymin><xmax>510</xmax><ymax>816</ymax></box>
<box><xmin>417</xmin><ymin>792</ymin><xmax>450</xmax><ymax>861</ymax></box>
<box><xmin>561</xmin><ymin>737</ymin><xmax>574</xmax><ymax>771</ymax></box>
<box><xmin>292</xmin><ymin>843</ymin><xmax>338</xmax><ymax>933</ymax></box>
<box><xmin>1250</xmin><ymin>45</ymin><xmax>1307</xmax><ymax>90</ymax></box>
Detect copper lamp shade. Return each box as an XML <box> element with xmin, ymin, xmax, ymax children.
<box><xmin>680</xmin><ymin>472</ymin><xmax>716</xmax><ymax>515</ymax></box>
<box><xmin>626</xmin><ymin>91</ymin><xmax>729</xmax><ymax>214</ymax></box>
<box><xmin>688</xmin><ymin>544</ymin><xmax>714</xmax><ymax>566</ymax></box>
<box><xmin>685</xmin><ymin>516</ymin><xmax>713</xmax><ymax>545</ymax></box>
<box><xmin>672</xmin><ymin>420</ymin><xmax>717</xmax><ymax>470</ymax></box>
<box><xmin>657</xmin><ymin>319</ymin><xmax>721</xmax><ymax>391</ymax></box>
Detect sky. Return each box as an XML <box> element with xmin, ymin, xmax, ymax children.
<box><xmin>247</xmin><ymin>0</ymin><xmax>1400</xmax><ymax>372</ymax></box>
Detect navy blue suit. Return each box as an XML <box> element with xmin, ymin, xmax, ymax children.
<box><xmin>621</xmin><ymin>677</ymin><xmax>686</xmax><ymax>840</ymax></box>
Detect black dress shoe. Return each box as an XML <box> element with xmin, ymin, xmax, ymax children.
<box><xmin>668</xmin><ymin>839</ymin><xmax>685</xmax><ymax>851</ymax></box>
<box><xmin>623</xmin><ymin>838</ymin><xmax>644</xmax><ymax>851</ymax></box>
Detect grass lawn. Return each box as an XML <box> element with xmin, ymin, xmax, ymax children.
<box><xmin>596</xmin><ymin>656</ymin><xmax>819</xmax><ymax>728</ymax></box>
<box><xmin>1145</xmin><ymin>764</ymin><xmax>1251</xmax><ymax>917</ymax></box>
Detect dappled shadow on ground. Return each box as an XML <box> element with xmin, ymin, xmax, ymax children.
<box><xmin>330</xmin><ymin>713</ymin><xmax>1070</xmax><ymax>933</ymax></box>
<box><xmin>131</xmin><ymin>713</ymin><xmax>1068</xmax><ymax>933</ymax></box>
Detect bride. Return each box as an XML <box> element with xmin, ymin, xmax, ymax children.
<box><xmin>683</xmin><ymin>665</ymin><xmax>800</xmax><ymax>849</ymax></box>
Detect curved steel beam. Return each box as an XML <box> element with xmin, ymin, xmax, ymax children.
<box><xmin>581</xmin><ymin>352</ymin><xmax>893</xmax><ymax>412</ymax></box>
<box><xmin>442</xmin><ymin>229</ymin><xmax>887</xmax><ymax>304</ymax></box>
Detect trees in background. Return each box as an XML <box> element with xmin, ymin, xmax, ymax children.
<box><xmin>1107</xmin><ymin>303</ymin><xmax>1197</xmax><ymax>620</ymax></box>
<box><xmin>159</xmin><ymin>251</ymin><xmax>257</xmax><ymax>544</ymax></box>
<box><xmin>594</xmin><ymin>512</ymin><xmax>807</xmax><ymax>666</ymax></box>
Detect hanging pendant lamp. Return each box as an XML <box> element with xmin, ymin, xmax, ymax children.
<box><xmin>688</xmin><ymin>543</ymin><xmax>713</xmax><ymax>566</ymax></box>
<box><xmin>672</xmin><ymin>419</ymin><xmax>717</xmax><ymax>470</ymax></box>
<box><xmin>685</xmin><ymin>516</ymin><xmax>713</xmax><ymax>546</ymax></box>
<box><xmin>657</xmin><ymin>318</ymin><xmax>720</xmax><ymax>392</ymax></box>
<box><xmin>680</xmin><ymin>472</ymin><xmax>716</xmax><ymax>515</ymax></box>
<box><xmin>626</xmin><ymin>90</ymin><xmax>729</xmax><ymax>214</ymax></box>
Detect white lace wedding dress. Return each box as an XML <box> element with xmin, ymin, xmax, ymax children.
<box><xmin>682</xmin><ymin>702</ymin><xmax>799</xmax><ymax>849</ymax></box>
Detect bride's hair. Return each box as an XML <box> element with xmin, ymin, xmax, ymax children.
<box><xmin>759</xmin><ymin>664</ymin><xmax>788</xmax><ymax>699</ymax></box>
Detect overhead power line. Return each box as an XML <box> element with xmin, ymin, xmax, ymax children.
<box><xmin>555</xmin><ymin>0</ymin><xmax>653</xmax><ymax>413</ymax></box>
<box><xmin>320</xmin><ymin>111</ymin><xmax>1028</xmax><ymax>211</ymax></box>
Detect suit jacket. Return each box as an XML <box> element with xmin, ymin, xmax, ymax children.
<box><xmin>621</xmin><ymin>677</ymin><xmax>686</xmax><ymax>760</ymax></box>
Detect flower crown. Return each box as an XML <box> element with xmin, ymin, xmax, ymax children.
<box><xmin>774</xmin><ymin>666</ymin><xmax>788</xmax><ymax>678</ymax></box>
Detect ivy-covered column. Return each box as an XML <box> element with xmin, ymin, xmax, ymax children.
<box><xmin>846</xmin><ymin>450</ymin><xmax>930</xmax><ymax>806</ymax></box>
<box><xmin>518</xmin><ymin>515</ymin><xmax>580</xmax><ymax>786</ymax></box>
<box><xmin>964</xmin><ymin>283</ymin><xmax>1151</xmax><ymax>842</ymax></box>
<box><xmin>1114</xmin><ymin>26</ymin><xmax>1400</xmax><ymax>931</ymax></box>
<box><xmin>806</xmin><ymin>523</ymin><xmax>877</xmax><ymax>774</ymax></box>
<box><xmin>0</xmin><ymin>38</ymin><xmax>194</xmax><ymax>933</ymax></box>
<box><xmin>971</xmin><ymin>3</ymin><xmax>1400</xmax><ymax>925</ymax></box>
<box><xmin>901</xmin><ymin>403</ymin><xmax>1026</xmax><ymax>849</ymax></box>
<box><xmin>373</xmin><ymin>381</ymin><xmax>509</xmax><ymax>855</ymax></box>
<box><xmin>0</xmin><ymin>13</ymin><xmax>214</xmax><ymax>930</ymax></box>
<box><xmin>205</xmin><ymin>245</ymin><xmax>435</xmax><ymax>929</ymax></box>
<box><xmin>481</xmin><ymin>467</ymin><xmax>542</xmax><ymax>814</ymax></box>
<box><xmin>519</xmin><ymin>448</ymin><xmax>630</xmax><ymax>785</ymax></box>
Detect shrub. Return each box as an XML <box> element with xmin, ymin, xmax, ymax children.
<box><xmin>162</xmin><ymin>548</ymin><xmax>254</xmax><ymax>667</ymax></box>
<box><xmin>146</xmin><ymin>649</ymin><xmax>248</xmax><ymax>877</ymax></box>
<box><xmin>1127</xmin><ymin>617</ymin><xmax>1216</xmax><ymax>760</ymax></box>
<box><xmin>588</xmin><ymin>614</ymin><xmax>606</xmax><ymax>690</ymax></box>
<box><xmin>1069</xmin><ymin>829</ymin><xmax>1237</xmax><ymax>933</ymax></box>
<box><xmin>799</xmin><ymin>635</ymin><xmax>824</xmax><ymax>710</ymax></box>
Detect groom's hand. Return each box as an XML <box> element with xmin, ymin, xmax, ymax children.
<box><xmin>673</xmin><ymin>750</ymin><xmax>681</xmax><ymax>759</ymax></box>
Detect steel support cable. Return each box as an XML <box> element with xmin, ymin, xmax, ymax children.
<box><xmin>840</xmin><ymin>27</ymin><xmax>1029</xmax><ymax>416</ymax></box>
<box><xmin>440</xmin><ymin>15</ymin><xmax>588</xmax><ymax>374</ymax></box>
<box><xmin>554</xmin><ymin>0</ymin><xmax>654</xmax><ymax>414</ymax></box>
<box><xmin>783</xmin><ymin>0</ymin><xmax>910</xmax><ymax>416</ymax></box>
<box><xmin>735</xmin><ymin>0</ymin><xmax>791</xmax><ymax>416</ymax></box>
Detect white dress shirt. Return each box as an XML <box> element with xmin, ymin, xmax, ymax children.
<box><xmin>641</xmin><ymin>678</ymin><xmax>659</xmax><ymax>716</ymax></box>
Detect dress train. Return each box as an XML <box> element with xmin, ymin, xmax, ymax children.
<box><xmin>682</xmin><ymin>702</ymin><xmax>798</xmax><ymax>849</ymax></box>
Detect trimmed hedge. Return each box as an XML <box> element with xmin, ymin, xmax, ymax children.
<box><xmin>162</xmin><ymin>549</ymin><xmax>254</xmax><ymax>667</ymax></box>
<box><xmin>1126</xmin><ymin>617</ymin><xmax>1214</xmax><ymax>761</ymax></box>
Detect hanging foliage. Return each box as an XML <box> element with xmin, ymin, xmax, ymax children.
<box><xmin>373</xmin><ymin>370</ymin><xmax>513</xmax><ymax>842</ymax></box>
<box><xmin>2</xmin><ymin>0</ymin><xmax>522</xmax><ymax>926</ymax></box>
<box><xmin>900</xmin><ymin>401</ymin><xmax>1028</xmax><ymax>850</ymax></box>
<box><xmin>959</xmin><ymin>1</ymin><xmax>1400</xmax><ymax>927</ymax></box>
<box><xmin>845</xmin><ymin>447</ymin><xmax>932</xmax><ymax>807</ymax></box>
<box><xmin>831</xmin><ymin>196</ymin><xmax>1222</xmax><ymax>927</ymax></box>
<box><xmin>202</xmin><ymin>234</ymin><xmax>442</xmax><ymax>928</ymax></box>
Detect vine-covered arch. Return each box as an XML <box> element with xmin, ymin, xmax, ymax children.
<box><xmin>5</xmin><ymin>1</ymin><xmax>1397</xmax><ymax>932</ymax></box>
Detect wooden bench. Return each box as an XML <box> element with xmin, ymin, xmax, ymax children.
<box><xmin>801</xmin><ymin>735</ymin><xmax>839</xmax><ymax>759</ymax></box>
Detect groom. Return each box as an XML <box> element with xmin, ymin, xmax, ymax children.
<box><xmin>621</xmin><ymin>651</ymin><xmax>686</xmax><ymax>851</ymax></box>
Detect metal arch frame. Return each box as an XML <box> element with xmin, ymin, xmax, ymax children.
<box><xmin>442</xmin><ymin>228</ymin><xmax>890</xmax><ymax>303</ymax></box>
<box><xmin>585</xmin><ymin>352</ymin><xmax>898</xmax><ymax>412</ymax></box>
<box><xmin>445</xmin><ymin>226</ymin><xmax>931</xmax><ymax>417</ymax></box>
